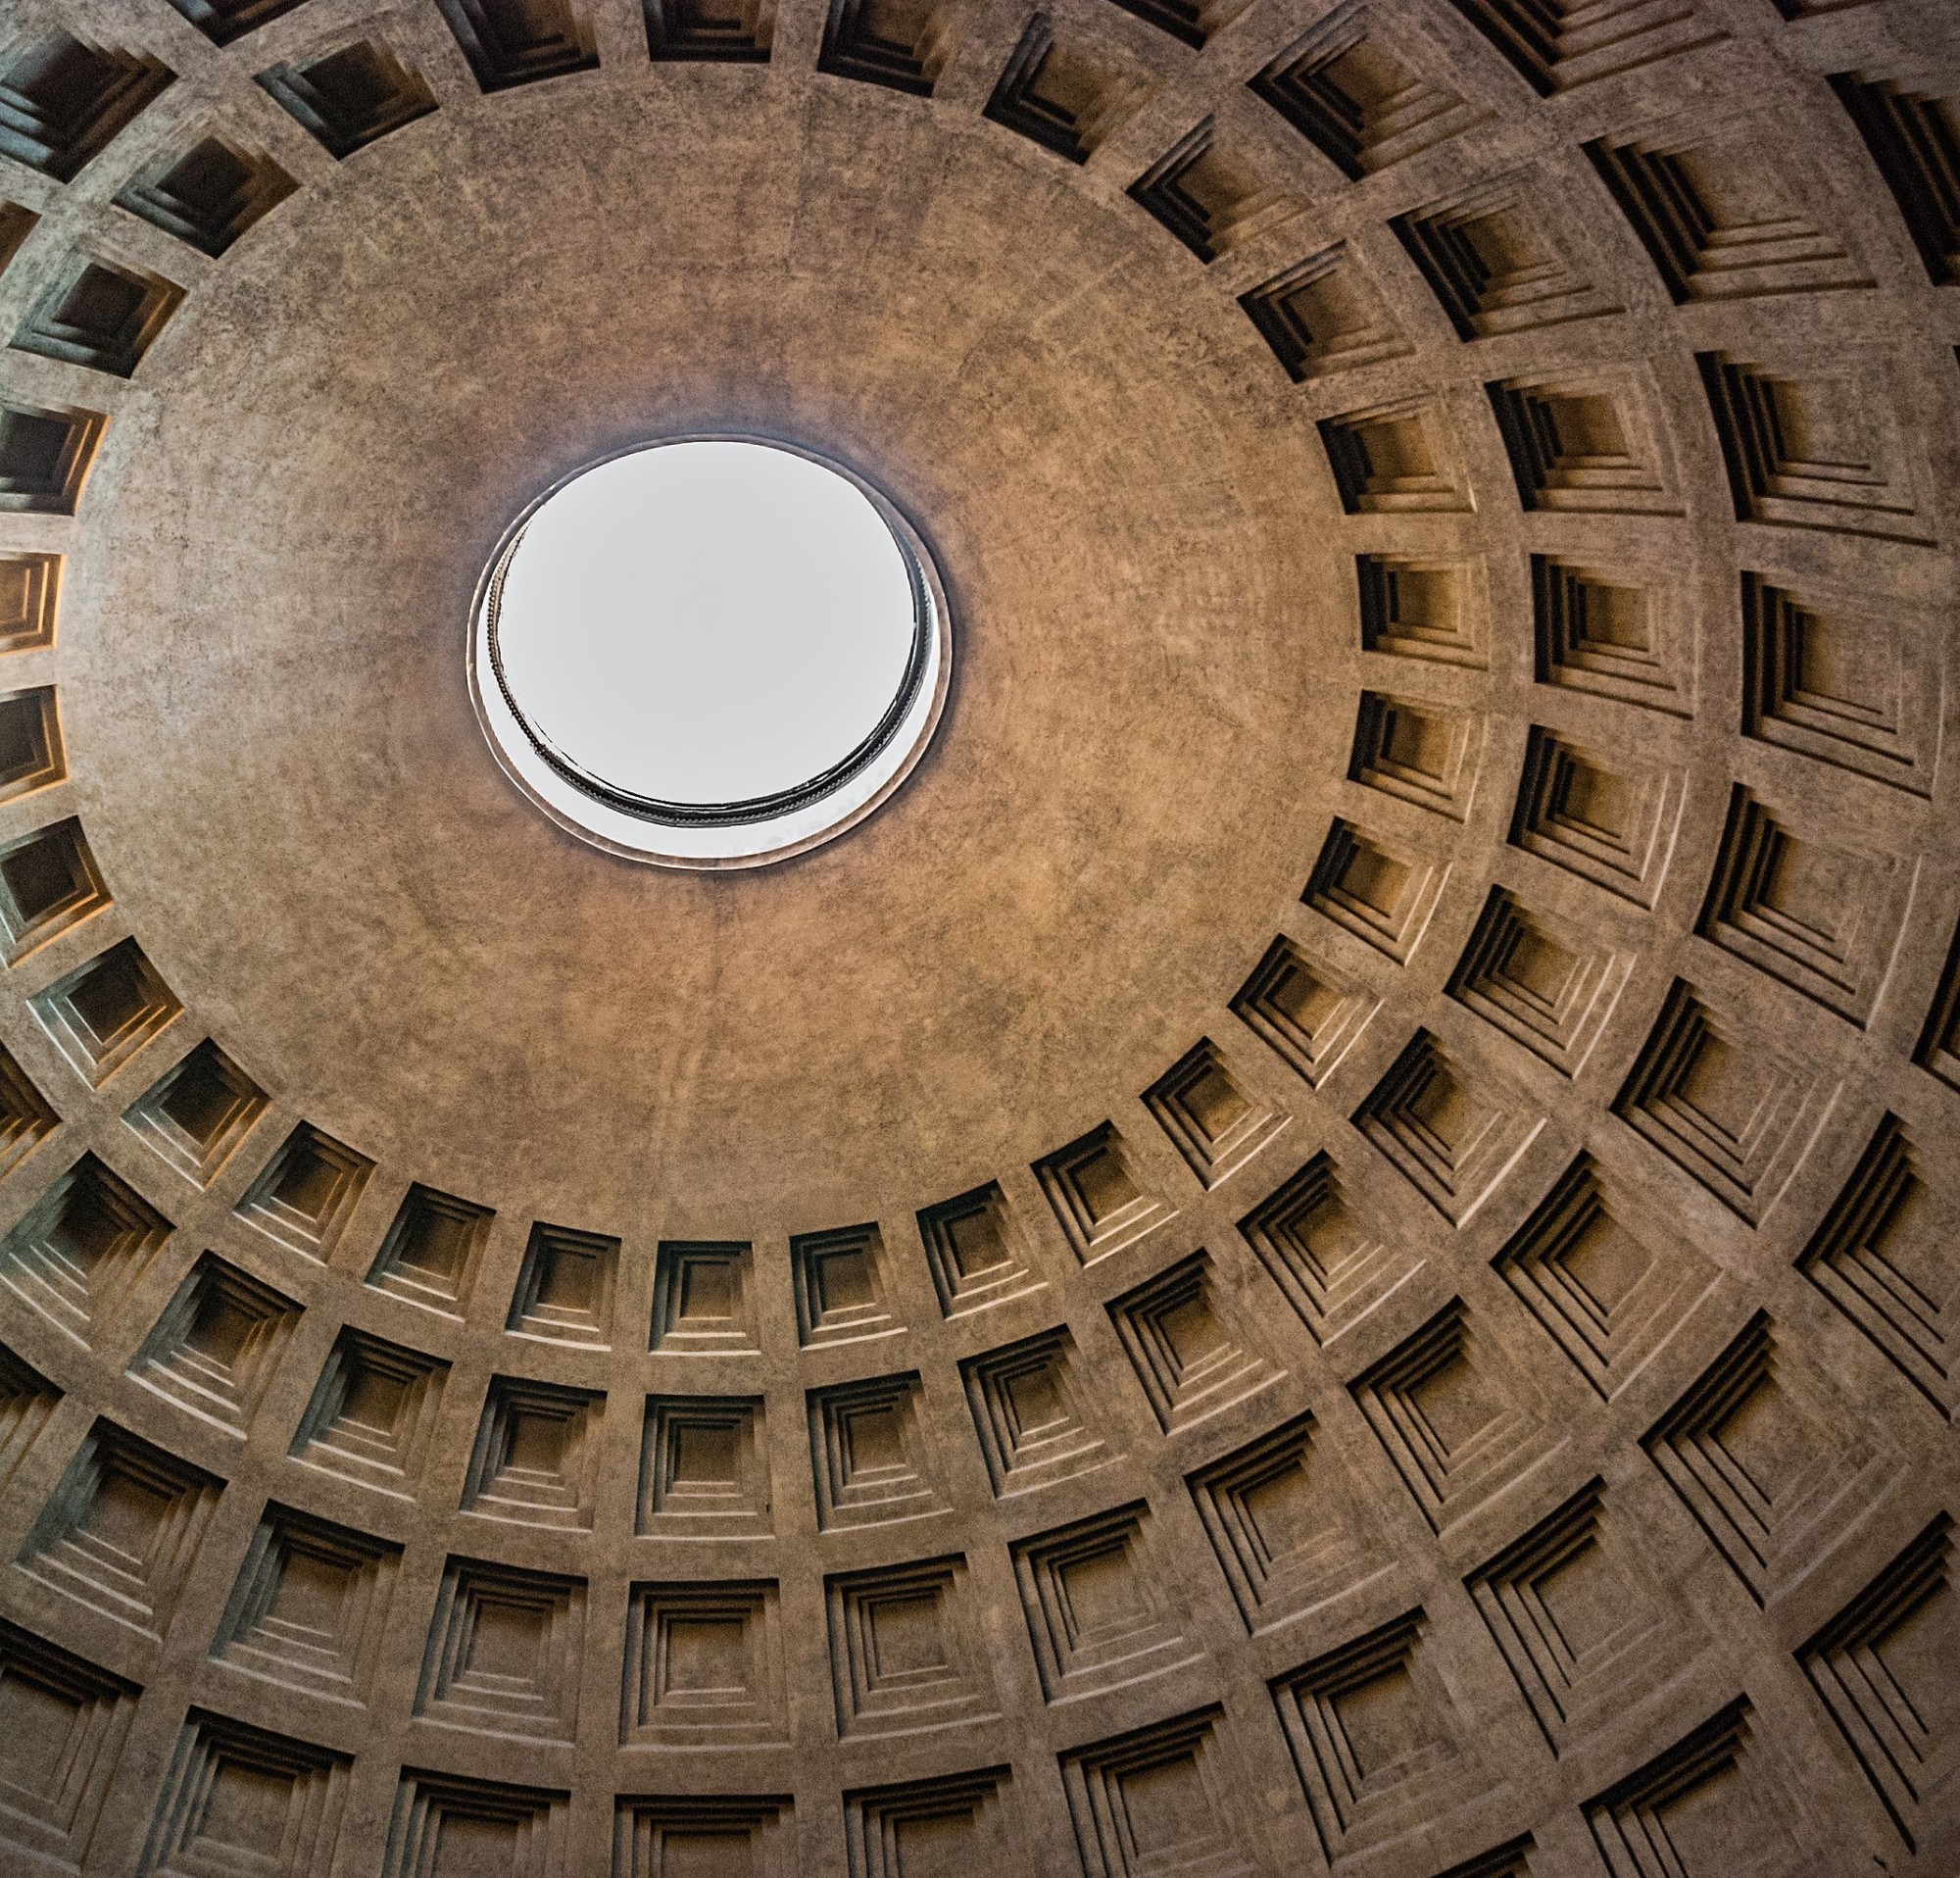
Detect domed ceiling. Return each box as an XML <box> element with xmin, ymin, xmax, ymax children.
<box><xmin>0</xmin><ymin>0</ymin><xmax>1952</xmax><ymax>1871</ymax></box>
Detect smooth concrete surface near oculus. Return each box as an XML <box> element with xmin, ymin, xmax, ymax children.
<box><xmin>0</xmin><ymin>0</ymin><xmax>1953</xmax><ymax>1873</ymax></box>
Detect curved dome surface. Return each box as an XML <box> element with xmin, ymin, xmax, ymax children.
<box><xmin>0</xmin><ymin>0</ymin><xmax>1952</xmax><ymax>1872</ymax></box>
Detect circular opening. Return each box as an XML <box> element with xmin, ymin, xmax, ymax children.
<box><xmin>470</xmin><ymin>438</ymin><xmax>951</xmax><ymax>867</ymax></box>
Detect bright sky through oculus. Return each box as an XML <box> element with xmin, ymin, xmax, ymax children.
<box><xmin>471</xmin><ymin>437</ymin><xmax>950</xmax><ymax>867</ymax></box>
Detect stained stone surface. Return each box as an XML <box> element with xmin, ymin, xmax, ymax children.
<box><xmin>0</xmin><ymin>0</ymin><xmax>1952</xmax><ymax>1871</ymax></box>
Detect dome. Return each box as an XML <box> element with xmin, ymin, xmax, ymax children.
<box><xmin>0</xmin><ymin>0</ymin><xmax>1952</xmax><ymax>1871</ymax></box>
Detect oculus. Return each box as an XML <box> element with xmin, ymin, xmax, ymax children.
<box><xmin>471</xmin><ymin>437</ymin><xmax>949</xmax><ymax>867</ymax></box>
